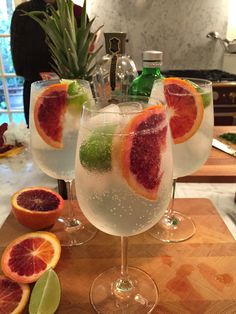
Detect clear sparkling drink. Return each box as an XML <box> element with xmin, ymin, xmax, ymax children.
<box><xmin>75</xmin><ymin>100</ymin><xmax>173</xmax><ymax>236</ymax></box>
<box><xmin>30</xmin><ymin>79</ymin><xmax>92</xmax><ymax>180</ymax></box>
<box><xmin>172</xmin><ymin>86</ymin><xmax>213</xmax><ymax>178</ymax></box>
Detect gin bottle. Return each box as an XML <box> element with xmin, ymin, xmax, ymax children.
<box><xmin>128</xmin><ymin>50</ymin><xmax>163</xmax><ymax>96</ymax></box>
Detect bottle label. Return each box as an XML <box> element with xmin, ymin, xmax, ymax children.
<box><xmin>110</xmin><ymin>37</ymin><xmax>120</xmax><ymax>54</ymax></box>
<box><xmin>143</xmin><ymin>61</ymin><xmax>162</xmax><ymax>68</ymax></box>
<box><xmin>104</xmin><ymin>33</ymin><xmax>126</xmax><ymax>55</ymax></box>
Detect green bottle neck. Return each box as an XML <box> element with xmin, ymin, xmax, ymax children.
<box><xmin>141</xmin><ymin>67</ymin><xmax>161</xmax><ymax>76</ymax></box>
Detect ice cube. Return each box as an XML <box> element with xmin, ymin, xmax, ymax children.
<box><xmin>119</xmin><ymin>101</ymin><xmax>142</xmax><ymax>114</ymax></box>
<box><xmin>87</xmin><ymin>103</ymin><xmax>121</xmax><ymax>128</ymax></box>
<box><xmin>100</xmin><ymin>103</ymin><xmax>121</xmax><ymax>114</ymax></box>
<box><xmin>118</xmin><ymin>101</ymin><xmax>143</xmax><ymax>125</ymax></box>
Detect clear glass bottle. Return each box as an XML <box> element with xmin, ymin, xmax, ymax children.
<box><xmin>94</xmin><ymin>32</ymin><xmax>138</xmax><ymax>99</ymax></box>
<box><xmin>128</xmin><ymin>50</ymin><xmax>163</xmax><ymax>96</ymax></box>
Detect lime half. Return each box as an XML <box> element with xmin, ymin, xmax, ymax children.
<box><xmin>80</xmin><ymin>125</ymin><xmax>116</xmax><ymax>172</ymax></box>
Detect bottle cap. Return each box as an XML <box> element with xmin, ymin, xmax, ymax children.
<box><xmin>142</xmin><ymin>50</ymin><xmax>163</xmax><ymax>62</ymax></box>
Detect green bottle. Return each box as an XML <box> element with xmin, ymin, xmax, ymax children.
<box><xmin>128</xmin><ymin>50</ymin><xmax>163</xmax><ymax>96</ymax></box>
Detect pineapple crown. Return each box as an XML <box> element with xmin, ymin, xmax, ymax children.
<box><xmin>24</xmin><ymin>0</ymin><xmax>103</xmax><ymax>80</ymax></box>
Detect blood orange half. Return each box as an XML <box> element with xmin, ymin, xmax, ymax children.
<box><xmin>34</xmin><ymin>83</ymin><xmax>67</xmax><ymax>148</ymax></box>
<box><xmin>115</xmin><ymin>105</ymin><xmax>167</xmax><ymax>200</ymax></box>
<box><xmin>1</xmin><ymin>232</ymin><xmax>61</xmax><ymax>284</ymax></box>
<box><xmin>0</xmin><ymin>275</ymin><xmax>30</xmax><ymax>314</ymax></box>
<box><xmin>11</xmin><ymin>187</ymin><xmax>64</xmax><ymax>230</ymax></box>
<box><xmin>163</xmin><ymin>77</ymin><xmax>204</xmax><ymax>144</ymax></box>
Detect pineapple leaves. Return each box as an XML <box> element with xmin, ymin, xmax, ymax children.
<box><xmin>24</xmin><ymin>0</ymin><xmax>103</xmax><ymax>79</ymax></box>
<box><xmin>81</xmin><ymin>0</ymin><xmax>88</xmax><ymax>29</ymax></box>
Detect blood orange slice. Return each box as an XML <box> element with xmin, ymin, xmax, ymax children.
<box><xmin>34</xmin><ymin>83</ymin><xmax>67</xmax><ymax>148</ymax></box>
<box><xmin>163</xmin><ymin>77</ymin><xmax>204</xmax><ymax>144</ymax></box>
<box><xmin>0</xmin><ymin>123</ymin><xmax>8</xmax><ymax>147</ymax></box>
<box><xmin>0</xmin><ymin>275</ymin><xmax>30</xmax><ymax>314</ymax></box>
<box><xmin>115</xmin><ymin>105</ymin><xmax>167</xmax><ymax>200</ymax></box>
<box><xmin>1</xmin><ymin>232</ymin><xmax>61</xmax><ymax>284</ymax></box>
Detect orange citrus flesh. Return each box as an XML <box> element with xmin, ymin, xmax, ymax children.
<box><xmin>163</xmin><ymin>77</ymin><xmax>204</xmax><ymax>144</ymax></box>
<box><xmin>1</xmin><ymin>232</ymin><xmax>61</xmax><ymax>284</ymax></box>
<box><xmin>0</xmin><ymin>275</ymin><xmax>30</xmax><ymax>314</ymax></box>
<box><xmin>116</xmin><ymin>105</ymin><xmax>167</xmax><ymax>200</ymax></box>
<box><xmin>0</xmin><ymin>145</ymin><xmax>24</xmax><ymax>158</ymax></box>
<box><xmin>34</xmin><ymin>83</ymin><xmax>67</xmax><ymax>148</ymax></box>
<box><xmin>11</xmin><ymin>187</ymin><xmax>64</xmax><ymax>230</ymax></box>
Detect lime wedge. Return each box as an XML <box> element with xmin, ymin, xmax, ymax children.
<box><xmin>29</xmin><ymin>268</ymin><xmax>61</xmax><ymax>314</ymax></box>
<box><xmin>61</xmin><ymin>79</ymin><xmax>90</xmax><ymax>115</ymax></box>
<box><xmin>80</xmin><ymin>125</ymin><xmax>116</xmax><ymax>172</ymax></box>
<box><xmin>188</xmin><ymin>80</ymin><xmax>211</xmax><ymax>108</ymax></box>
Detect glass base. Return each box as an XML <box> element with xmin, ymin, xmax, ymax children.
<box><xmin>51</xmin><ymin>204</ymin><xmax>97</xmax><ymax>246</ymax></box>
<box><xmin>149</xmin><ymin>211</ymin><xmax>196</xmax><ymax>243</ymax></box>
<box><xmin>90</xmin><ymin>266</ymin><xmax>158</xmax><ymax>313</ymax></box>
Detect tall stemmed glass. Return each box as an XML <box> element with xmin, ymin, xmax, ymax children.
<box><xmin>149</xmin><ymin>77</ymin><xmax>214</xmax><ymax>242</ymax></box>
<box><xmin>29</xmin><ymin>79</ymin><xmax>97</xmax><ymax>246</ymax></box>
<box><xmin>75</xmin><ymin>96</ymin><xmax>173</xmax><ymax>313</ymax></box>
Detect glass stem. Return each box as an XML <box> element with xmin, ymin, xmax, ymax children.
<box><xmin>121</xmin><ymin>236</ymin><xmax>129</xmax><ymax>277</ymax></box>
<box><xmin>113</xmin><ymin>236</ymin><xmax>133</xmax><ymax>296</ymax></box>
<box><xmin>64</xmin><ymin>179</ymin><xmax>75</xmax><ymax>221</ymax></box>
<box><xmin>166</xmin><ymin>178</ymin><xmax>177</xmax><ymax>219</ymax></box>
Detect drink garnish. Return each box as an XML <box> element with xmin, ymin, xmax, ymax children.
<box><xmin>114</xmin><ymin>105</ymin><xmax>167</xmax><ymax>200</ymax></box>
<box><xmin>163</xmin><ymin>77</ymin><xmax>204</xmax><ymax>144</ymax></box>
<box><xmin>34</xmin><ymin>83</ymin><xmax>67</xmax><ymax>148</ymax></box>
<box><xmin>80</xmin><ymin>124</ymin><xmax>117</xmax><ymax>171</ymax></box>
<box><xmin>61</xmin><ymin>79</ymin><xmax>90</xmax><ymax>115</ymax></box>
<box><xmin>188</xmin><ymin>79</ymin><xmax>211</xmax><ymax>108</ymax></box>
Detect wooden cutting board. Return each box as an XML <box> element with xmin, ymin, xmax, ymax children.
<box><xmin>0</xmin><ymin>198</ymin><xmax>236</xmax><ymax>314</ymax></box>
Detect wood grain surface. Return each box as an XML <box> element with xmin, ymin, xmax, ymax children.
<box><xmin>0</xmin><ymin>199</ymin><xmax>236</xmax><ymax>313</ymax></box>
<box><xmin>178</xmin><ymin>126</ymin><xmax>236</xmax><ymax>183</ymax></box>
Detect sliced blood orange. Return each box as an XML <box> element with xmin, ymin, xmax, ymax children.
<box><xmin>115</xmin><ymin>105</ymin><xmax>167</xmax><ymax>200</ymax></box>
<box><xmin>0</xmin><ymin>123</ymin><xmax>8</xmax><ymax>147</ymax></box>
<box><xmin>0</xmin><ymin>275</ymin><xmax>30</xmax><ymax>314</ymax></box>
<box><xmin>163</xmin><ymin>77</ymin><xmax>204</xmax><ymax>144</ymax></box>
<box><xmin>0</xmin><ymin>145</ymin><xmax>24</xmax><ymax>158</ymax></box>
<box><xmin>34</xmin><ymin>83</ymin><xmax>67</xmax><ymax>148</ymax></box>
<box><xmin>11</xmin><ymin>187</ymin><xmax>64</xmax><ymax>230</ymax></box>
<box><xmin>1</xmin><ymin>232</ymin><xmax>61</xmax><ymax>284</ymax></box>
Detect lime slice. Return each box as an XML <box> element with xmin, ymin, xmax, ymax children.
<box><xmin>61</xmin><ymin>79</ymin><xmax>90</xmax><ymax>115</ymax></box>
<box><xmin>80</xmin><ymin>125</ymin><xmax>116</xmax><ymax>172</ymax></box>
<box><xmin>29</xmin><ymin>268</ymin><xmax>61</xmax><ymax>314</ymax></box>
<box><xmin>188</xmin><ymin>80</ymin><xmax>211</xmax><ymax>108</ymax></box>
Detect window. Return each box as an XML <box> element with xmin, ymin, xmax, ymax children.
<box><xmin>0</xmin><ymin>0</ymin><xmax>24</xmax><ymax>125</ymax></box>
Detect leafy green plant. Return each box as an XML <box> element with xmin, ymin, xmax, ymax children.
<box><xmin>25</xmin><ymin>0</ymin><xmax>103</xmax><ymax>80</ymax></box>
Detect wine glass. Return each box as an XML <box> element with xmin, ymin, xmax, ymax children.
<box><xmin>75</xmin><ymin>96</ymin><xmax>173</xmax><ymax>313</ymax></box>
<box><xmin>29</xmin><ymin>79</ymin><xmax>97</xmax><ymax>246</ymax></box>
<box><xmin>149</xmin><ymin>77</ymin><xmax>214</xmax><ymax>242</ymax></box>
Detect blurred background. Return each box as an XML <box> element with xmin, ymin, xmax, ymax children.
<box><xmin>1</xmin><ymin>0</ymin><xmax>236</xmax><ymax>124</ymax></box>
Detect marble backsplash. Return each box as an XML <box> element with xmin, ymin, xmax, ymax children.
<box><xmin>87</xmin><ymin>0</ymin><xmax>229</xmax><ymax>70</ymax></box>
